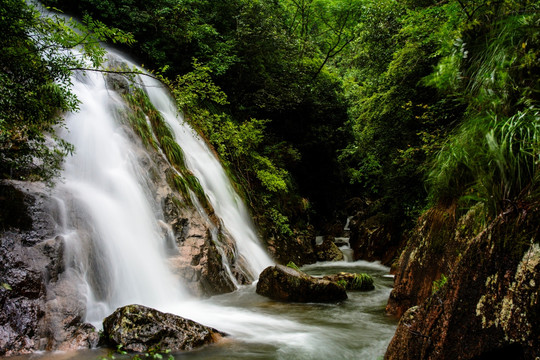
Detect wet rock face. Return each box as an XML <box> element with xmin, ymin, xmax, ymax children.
<box><xmin>256</xmin><ymin>265</ymin><xmax>348</xmax><ymax>303</ymax></box>
<box><xmin>266</xmin><ymin>227</ymin><xmax>317</xmax><ymax>266</ymax></box>
<box><xmin>349</xmin><ymin>212</ymin><xmax>401</xmax><ymax>266</ymax></box>
<box><xmin>385</xmin><ymin>204</ymin><xmax>482</xmax><ymax>318</ymax></box>
<box><xmin>385</xmin><ymin>204</ymin><xmax>540</xmax><ymax>360</ymax></box>
<box><xmin>163</xmin><ymin>194</ymin><xmax>236</xmax><ymax>297</ymax></box>
<box><xmin>103</xmin><ymin>304</ymin><xmax>226</xmax><ymax>352</ymax></box>
<box><xmin>0</xmin><ymin>181</ymin><xmax>97</xmax><ymax>356</ymax></box>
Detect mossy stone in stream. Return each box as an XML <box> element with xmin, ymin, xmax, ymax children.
<box><xmin>323</xmin><ymin>272</ymin><xmax>375</xmax><ymax>291</ymax></box>
<box><xmin>102</xmin><ymin>304</ymin><xmax>226</xmax><ymax>353</ymax></box>
<box><xmin>256</xmin><ymin>265</ymin><xmax>348</xmax><ymax>303</ymax></box>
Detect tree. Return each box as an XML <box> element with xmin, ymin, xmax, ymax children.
<box><xmin>0</xmin><ymin>0</ymin><xmax>133</xmax><ymax>181</ymax></box>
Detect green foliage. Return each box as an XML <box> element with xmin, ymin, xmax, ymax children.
<box><xmin>351</xmin><ymin>273</ymin><xmax>374</xmax><ymax>291</ymax></box>
<box><xmin>286</xmin><ymin>261</ymin><xmax>301</xmax><ymax>271</ymax></box>
<box><xmin>336</xmin><ymin>279</ymin><xmax>348</xmax><ymax>289</ymax></box>
<box><xmin>132</xmin><ymin>346</ymin><xmax>174</xmax><ymax>360</ymax></box>
<box><xmin>431</xmin><ymin>274</ymin><xmax>448</xmax><ymax>295</ymax></box>
<box><xmin>337</xmin><ymin>0</ymin><xmax>446</xmax><ymax>224</ymax></box>
<box><xmin>427</xmin><ymin>2</ymin><xmax>540</xmax><ymax>216</ymax></box>
<box><xmin>0</xmin><ymin>0</ymin><xmax>133</xmax><ymax>182</ymax></box>
<box><xmin>429</xmin><ymin>109</ymin><xmax>539</xmax><ymax>215</ymax></box>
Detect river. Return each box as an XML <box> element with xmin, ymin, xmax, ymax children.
<box><xmin>10</xmin><ymin>260</ymin><xmax>395</xmax><ymax>360</ymax></box>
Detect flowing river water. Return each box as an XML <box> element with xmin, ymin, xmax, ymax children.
<box><xmin>11</xmin><ymin>261</ymin><xmax>396</xmax><ymax>360</ymax></box>
<box><xmin>10</xmin><ymin>50</ymin><xmax>397</xmax><ymax>359</ymax></box>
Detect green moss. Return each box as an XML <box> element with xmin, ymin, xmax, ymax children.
<box><xmin>351</xmin><ymin>273</ymin><xmax>374</xmax><ymax>291</ymax></box>
<box><xmin>336</xmin><ymin>279</ymin><xmax>347</xmax><ymax>289</ymax></box>
<box><xmin>160</xmin><ymin>135</ymin><xmax>186</xmax><ymax>169</ymax></box>
<box><xmin>165</xmin><ymin>170</ymin><xmax>191</xmax><ymax>207</ymax></box>
<box><xmin>123</xmin><ymin>87</ymin><xmax>216</xmax><ymax>215</ymax></box>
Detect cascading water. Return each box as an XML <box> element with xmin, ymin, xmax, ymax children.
<box><xmin>54</xmin><ymin>70</ymin><xmax>189</xmax><ymax>324</ymax></box>
<box><xmin>139</xmin><ymin>75</ymin><xmax>273</xmax><ymax>278</ymax></box>
<box><xmin>48</xmin><ymin>51</ymin><xmax>396</xmax><ymax>360</ymax></box>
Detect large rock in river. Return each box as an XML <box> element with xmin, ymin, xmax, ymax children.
<box><xmin>102</xmin><ymin>304</ymin><xmax>225</xmax><ymax>352</ymax></box>
<box><xmin>256</xmin><ymin>265</ymin><xmax>347</xmax><ymax>303</ymax></box>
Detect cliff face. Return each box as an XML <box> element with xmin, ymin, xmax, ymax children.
<box><xmin>385</xmin><ymin>202</ymin><xmax>539</xmax><ymax>359</ymax></box>
<box><xmin>0</xmin><ymin>181</ymin><xmax>99</xmax><ymax>355</ymax></box>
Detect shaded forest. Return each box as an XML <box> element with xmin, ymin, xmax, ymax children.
<box><xmin>2</xmin><ymin>0</ymin><xmax>539</xmax><ymax>244</ymax></box>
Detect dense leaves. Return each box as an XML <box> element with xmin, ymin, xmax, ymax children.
<box><xmin>0</xmin><ymin>0</ymin><xmax>133</xmax><ymax>181</ymax></box>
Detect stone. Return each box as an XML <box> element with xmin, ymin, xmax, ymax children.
<box><xmin>102</xmin><ymin>304</ymin><xmax>226</xmax><ymax>353</ymax></box>
<box><xmin>256</xmin><ymin>265</ymin><xmax>347</xmax><ymax>303</ymax></box>
<box><xmin>385</xmin><ymin>203</ymin><xmax>540</xmax><ymax>359</ymax></box>
<box><xmin>314</xmin><ymin>237</ymin><xmax>344</xmax><ymax>262</ymax></box>
<box><xmin>163</xmin><ymin>194</ymin><xmax>236</xmax><ymax>297</ymax></box>
<box><xmin>266</xmin><ymin>226</ymin><xmax>317</xmax><ymax>266</ymax></box>
<box><xmin>349</xmin><ymin>212</ymin><xmax>402</xmax><ymax>266</ymax></box>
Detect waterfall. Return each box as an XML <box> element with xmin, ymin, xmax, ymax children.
<box><xmin>49</xmin><ymin>52</ymin><xmax>398</xmax><ymax>360</ymax></box>
<box><xmin>55</xmin><ymin>71</ymin><xmax>188</xmax><ymax>324</ymax></box>
<box><xmin>52</xmin><ymin>48</ymin><xmax>275</xmax><ymax>325</ymax></box>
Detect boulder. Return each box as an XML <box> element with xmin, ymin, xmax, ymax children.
<box><xmin>315</xmin><ymin>237</ymin><xmax>344</xmax><ymax>262</ymax></box>
<box><xmin>266</xmin><ymin>226</ymin><xmax>317</xmax><ymax>266</ymax></box>
<box><xmin>102</xmin><ymin>304</ymin><xmax>225</xmax><ymax>353</ymax></box>
<box><xmin>256</xmin><ymin>265</ymin><xmax>347</xmax><ymax>303</ymax></box>
<box><xmin>323</xmin><ymin>272</ymin><xmax>374</xmax><ymax>291</ymax></box>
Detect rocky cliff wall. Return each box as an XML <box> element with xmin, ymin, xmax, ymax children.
<box><xmin>0</xmin><ymin>181</ymin><xmax>99</xmax><ymax>355</ymax></box>
<box><xmin>385</xmin><ymin>202</ymin><xmax>539</xmax><ymax>359</ymax></box>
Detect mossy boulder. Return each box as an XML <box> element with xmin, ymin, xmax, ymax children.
<box><xmin>102</xmin><ymin>304</ymin><xmax>225</xmax><ymax>353</ymax></box>
<box><xmin>256</xmin><ymin>265</ymin><xmax>347</xmax><ymax>303</ymax></box>
<box><xmin>323</xmin><ymin>272</ymin><xmax>374</xmax><ymax>291</ymax></box>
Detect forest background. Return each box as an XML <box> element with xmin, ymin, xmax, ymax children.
<box><xmin>1</xmin><ymin>0</ymin><xmax>538</xmax><ymax>248</ymax></box>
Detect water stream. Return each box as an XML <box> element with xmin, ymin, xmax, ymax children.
<box><xmin>36</xmin><ymin>52</ymin><xmax>397</xmax><ymax>359</ymax></box>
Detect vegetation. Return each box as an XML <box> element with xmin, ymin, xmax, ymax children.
<box><xmin>286</xmin><ymin>261</ymin><xmax>301</xmax><ymax>271</ymax></box>
<box><xmin>4</xmin><ymin>0</ymin><xmax>538</xmax><ymax>248</ymax></box>
<box><xmin>431</xmin><ymin>274</ymin><xmax>448</xmax><ymax>295</ymax></box>
<box><xmin>351</xmin><ymin>273</ymin><xmax>374</xmax><ymax>291</ymax></box>
<box><xmin>122</xmin><ymin>87</ymin><xmax>211</xmax><ymax>211</ymax></box>
<box><xmin>0</xmin><ymin>0</ymin><xmax>133</xmax><ymax>182</ymax></box>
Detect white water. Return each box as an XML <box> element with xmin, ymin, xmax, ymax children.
<box><xmin>50</xmin><ymin>55</ymin><xmax>395</xmax><ymax>359</ymax></box>
<box><xmin>140</xmin><ymin>75</ymin><xmax>273</xmax><ymax>278</ymax></box>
